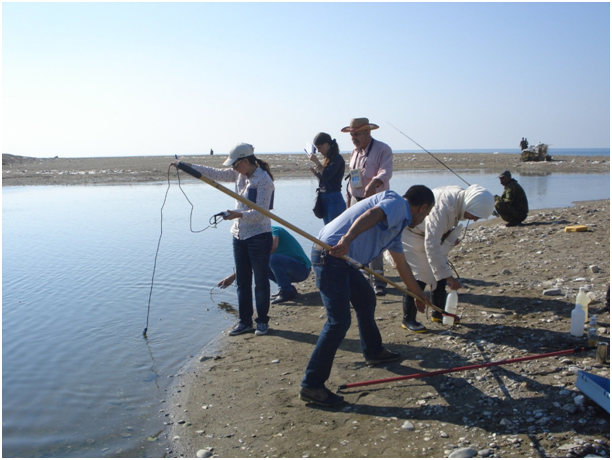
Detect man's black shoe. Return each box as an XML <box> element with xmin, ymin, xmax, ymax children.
<box><xmin>299</xmin><ymin>386</ymin><xmax>344</xmax><ymax>406</ymax></box>
<box><xmin>366</xmin><ymin>348</ymin><xmax>402</xmax><ymax>365</ymax></box>
<box><xmin>271</xmin><ymin>289</ymin><xmax>297</xmax><ymax>304</ymax></box>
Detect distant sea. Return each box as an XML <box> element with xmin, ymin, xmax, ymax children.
<box><xmin>395</xmin><ymin>147</ymin><xmax>609</xmax><ymax>156</ymax></box>
<box><xmin>248</xmin><ymin>148</ymin><xmax>609</xmax><ymax>157</ymax></box>
<box><xmin>294</xmin><ymin>148</ymin><xmax>609</xmax><ymax>157</ymax></box>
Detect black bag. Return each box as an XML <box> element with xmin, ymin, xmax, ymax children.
<box><xmin>313</xmin><ymin>188</ymin><xmax>324</xmax><ymax>219</ymax></box>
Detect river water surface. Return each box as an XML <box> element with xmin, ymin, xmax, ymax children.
<box><xmin>2</xmin><ymin>170</ymin><xmax>609</xmax><ymax>457</ymax></box>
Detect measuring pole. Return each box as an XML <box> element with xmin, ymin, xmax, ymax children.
<box><xmin>175</xmin><ymin>162</ymin><xmax>457</xmax><ymax>320</ymax></box>
<box><xmin>338</xmin><ymin>346</ymin><xmax>595</xmax><ymax>390</ymax></box>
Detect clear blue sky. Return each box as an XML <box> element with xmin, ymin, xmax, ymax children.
<box><xmin>3</xmin><ymin>2</ymin><xmax>610</xmax><ymax>158</ymax></box>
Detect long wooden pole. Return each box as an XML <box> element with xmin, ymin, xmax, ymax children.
<box><xmin>176</xmin><ymin>162</ymin><xmax>457</xmax><ymax>319</ymax></box>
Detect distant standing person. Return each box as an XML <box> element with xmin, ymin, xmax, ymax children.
<box><xmin>494</xmin><ymin>170</ymin><xmax>529</xmax><ymax>227</ymax></box>
<box><xmin>299</xmin><ymin>186</ymin><xmax>435</xmax><ymax>406</ymax></box>
<box><xmin>520</xmin><ymin>138</ymin><xmax>528</xmax><ymax>151</ymax></box>
<box><xmin>343</xmin><ymin>117</ymin><xmax>393</xmax><ymax>296</ymax></box>
<box><xmin>308</xmin><ymin>132</ymin><xmax>346</xmax><ymax>224</ymax></box>
<box><xmin>210</xmin><ymin>149</ymin><xmax>214</xmax><ymax>155</ymax></box>
<box><xmin>173</xmin><ymin>143</ymin><xmax>275</xmax><ymax>336</ymax></box>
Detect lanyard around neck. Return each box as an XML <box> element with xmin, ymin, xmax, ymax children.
<box><xmin>352</xmin><ymin>138</ymin><xmax>375</xmax><ymax>169</ymax></box>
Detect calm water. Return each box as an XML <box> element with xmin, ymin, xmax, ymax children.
<box><xmin>2</xmin><ymin>170</ymin><xmax>610</xmax><ymax>457</ymax></box>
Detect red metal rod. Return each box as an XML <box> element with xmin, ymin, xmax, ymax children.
<box><xmin>338</xmin><ymin>346</ymin><xmax>594</xmax><ymax>390</ymax></box>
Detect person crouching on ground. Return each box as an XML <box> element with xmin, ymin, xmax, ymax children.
<box><xmin>494</xmin><ymin>170</ymin><xmax>529</xmax><ymax>227</ymax></box>
<box><xmin>400</xmin><ymin>185</ymin><xmax>495</xmax><ymax>332</ymax></box>
<box><xmin>218</xmin><ymin>225</ymin><xmax>311</xmax><ymax>305</ymax></box>
<box><xmin>173</xmin><ymin>143</ymin><xmax>275</xmax><ymax>337</ymax></box>
<box><xmin>299</xmin><ymin>185</ymin><xmax>435</xmax><ymax>407</ymax></box>
<box><xmin>308</xmin><ymin>132</ymin><xmax>346</xmax><ymax>224</ymax></box>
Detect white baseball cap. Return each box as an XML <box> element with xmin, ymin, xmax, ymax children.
<box><xmin>222</xmin><ymin>143</ymin><xmax>254</xmax><ymax>166</ymax></box>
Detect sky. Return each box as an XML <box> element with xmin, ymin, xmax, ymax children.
<box><xmin>2</xmin><ymin>2</ymin><xmax>610</xmax><ymax>158</ymax></box>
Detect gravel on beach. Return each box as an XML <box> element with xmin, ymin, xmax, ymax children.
<box><xmin>158</xmin><ymin>201</ymin><xmax>610</xmax><ymax>458</ymax></box>
<box><xmin>5</xmin><ymin>152</ymin><xmax>609</xmax><ymax>458</ymax></box>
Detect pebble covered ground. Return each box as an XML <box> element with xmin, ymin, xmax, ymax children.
<box><xmin>2</xmin><ymin>152</ymin><xmax>609</xmax><ymax>186</ymax></box>
<box><xmin>158</xmin><ymin>200</ymin><xmax>609</xmax><ymax>458</ymax></box>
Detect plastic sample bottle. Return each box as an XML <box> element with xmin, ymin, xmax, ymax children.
<box><xmin>576</xmin><ymin>287</ymin><xmax>590</xmax><ymax>323</ymax></box>
<box><xmin>443</xmin><ymin>290</ymin><xmax>458</xmax><ymax>326</ymax></box>
<box><xmin>587</xmin><ymin>316</ymin><xmax>598</xmax><ymax>347</ymax></box>
<box><xmin>570</xmin><ymin>304</ymin><xmax>586</xmax><ymax>337</ymax></box>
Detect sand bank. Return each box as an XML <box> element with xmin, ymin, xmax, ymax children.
<box><xmin>2</xmin><ymin>152</ymin><xmax>609</xmax><ymax>186</ymax></box>
<box><xmin>158</xmin><ymin>199</ymin><xmax>610</xmax><ymax>458</ymax></box>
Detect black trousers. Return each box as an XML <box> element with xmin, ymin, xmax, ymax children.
<box><xmin>403</xmin><ymin>279</ymin><xmax>448</xmax><ymax>320</ymax></box>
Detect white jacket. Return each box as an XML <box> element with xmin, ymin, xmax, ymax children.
<box><xmin>401</xmin><ymin>186</ymin><xmax>466</xmax><ymax>286</ymax></box>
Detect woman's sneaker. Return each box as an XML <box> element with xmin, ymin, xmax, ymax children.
<box><xmin>229</xmin><ymin>322</ymin><xmax>255</xmax><ymax>336</ymax></box>
<box><xmin>299</xmin><ymin>386</ymin><xmax>344</xmax><ymax>406</ymax></box>
<box><xmin>254</xmin><ymin>323</ymin><xmax>269</xmax><ymax>336</ymax></box>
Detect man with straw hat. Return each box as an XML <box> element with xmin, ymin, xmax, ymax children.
<box><xmin>342</xmin><ymin>117</ymin><xmax>394</xmax><ymax>296</ymax></box>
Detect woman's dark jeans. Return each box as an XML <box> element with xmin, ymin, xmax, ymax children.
<box><xmin>232</xmin><ymin>232</ymin><xmax>273</xmax><ymax>325</ymax></box>
<box><xmin>321</xmin><ymin>191</ymin><xmax>346</xmax><ymax>225</ymax></box>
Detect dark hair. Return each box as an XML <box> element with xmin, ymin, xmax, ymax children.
<box><xmin>313</xmin><ymin>132</ymin><xmax>340</xmax><ymax>167</ymax></box>
<box><xmin>244</xmin><ymin>155</ymin><xmax>274</xmax><ymax>181</ymax></box>
<box><xmin>403</xmin><ymin>185</ymin><xmax>435</xmax><ymax>207</ymax></box>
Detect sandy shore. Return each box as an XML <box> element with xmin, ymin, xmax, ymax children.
<box><xmin>154</xmin><ymin>198</ymin><xmax>610</xmax><ymax>459</ymax></box>
<box><xmin>5</xmin><ymin>152</ymin><xmax>609</xmax><ymax>458</ymax></box>
<box><xmin>2</xmin><ymin>152</ymin><xmax>609</xmax><ymax>186</ymax></box>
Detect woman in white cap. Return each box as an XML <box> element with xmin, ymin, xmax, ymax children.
<box><xmin>308</xmin><ymin>132</ymin><xmax>346</xmax><ymax>224</ymax></box>
<box><xmin>396</xmin><ymin>184</ymin><xmax>495</xmax><ymax>331</ymax></box>
<box><xmin>174</xmin><ymin>143</ymin><xmax>275</xmax><ymax>336</ymax></box>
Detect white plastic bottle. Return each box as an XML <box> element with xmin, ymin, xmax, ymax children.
<box><xmin>570</xmin><ymin>304</ymin><xmax>585</xmax><ymax>337</ymax></box>
<box><xmin>443</xmin><ymin>290</ymin><xmax>458</xmax><ymax>326</ymax></box>
<box><xmin>576</xmin><ymin>287</ymin><xmax>590</xmax><ymax>323</ymax></box>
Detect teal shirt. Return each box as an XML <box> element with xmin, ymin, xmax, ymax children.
<box><xmin>272</xmin><ymin>226</ymin><xmax>312</xmax><ymax>269</ymax></box>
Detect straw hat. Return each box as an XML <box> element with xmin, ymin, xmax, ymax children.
<box><xmin>341</xmin><ymin>118</ymin><xmax>379</xmax><ymax>133</ymax></box>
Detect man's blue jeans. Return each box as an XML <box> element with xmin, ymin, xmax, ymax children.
<box><xmin>268</xmin><ymin>254</ymin><xmax>310</xmax><ymax>292</ymax></box>
<box><xmin>321</xmin><ymin>191</ymin><xmax>346</xmax><ymax>225</ymax></box>
<box><xmin>302</xmin><ymin>247</ymin><xmax>384</xmax><ymax>390</ymax></box>
<box><xmin>232</xmin><ymin>232</ymin><xmax>273</xmax><ymax>325</ymax></box>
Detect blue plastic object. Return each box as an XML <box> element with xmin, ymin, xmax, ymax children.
<box><xmin>576</xmin><ymin>371</ymin><xmax>610</xmax><ymax>413</ymax></box>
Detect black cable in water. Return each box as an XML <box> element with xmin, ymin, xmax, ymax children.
<box><xmin>143</xmin><ymin>165</ymin><xmax>173</xmax><ymax>337</ymax></box>
<box><xmin>143</xmin><ymin>166</ymin><xmax>227</xmax><ymax>337</ymax></box>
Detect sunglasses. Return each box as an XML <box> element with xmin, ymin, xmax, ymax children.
<box><xmin>232</xmin><ymin>158</ymin><xmax>244</xmax><ymax>169</ymax></box>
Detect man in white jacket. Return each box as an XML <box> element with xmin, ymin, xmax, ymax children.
<box><xmin>399</xmin><ymin>185</ymin><xmax>494</xmax><ymax>332</ymax></box>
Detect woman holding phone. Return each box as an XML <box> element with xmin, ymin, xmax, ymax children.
<box><xmin>308</xmin><ymin>132</ymin><xmax>346</xmax><ymax>224</ymax></box>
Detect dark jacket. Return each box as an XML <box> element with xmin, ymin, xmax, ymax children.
<box><xmin>315</xmin><ymin>153</ymin><xmax>345</xmax><ymax>193</ymax></box>
<box><xmin>500</xmin><ymin>179</ymin><xmax>529</xmax><ymax>217</ymax></box>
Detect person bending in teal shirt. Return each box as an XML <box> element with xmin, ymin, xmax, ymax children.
<box><xmin>218</xmin><ymin>226</ymin><xmax>311</xmax><ymax>305</ymax></box>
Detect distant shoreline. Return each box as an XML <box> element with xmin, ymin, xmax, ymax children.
<box><xmin>2</xmin><ymin>152</ymin><xmax>609</xmax><ymax>187</ymax></box>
